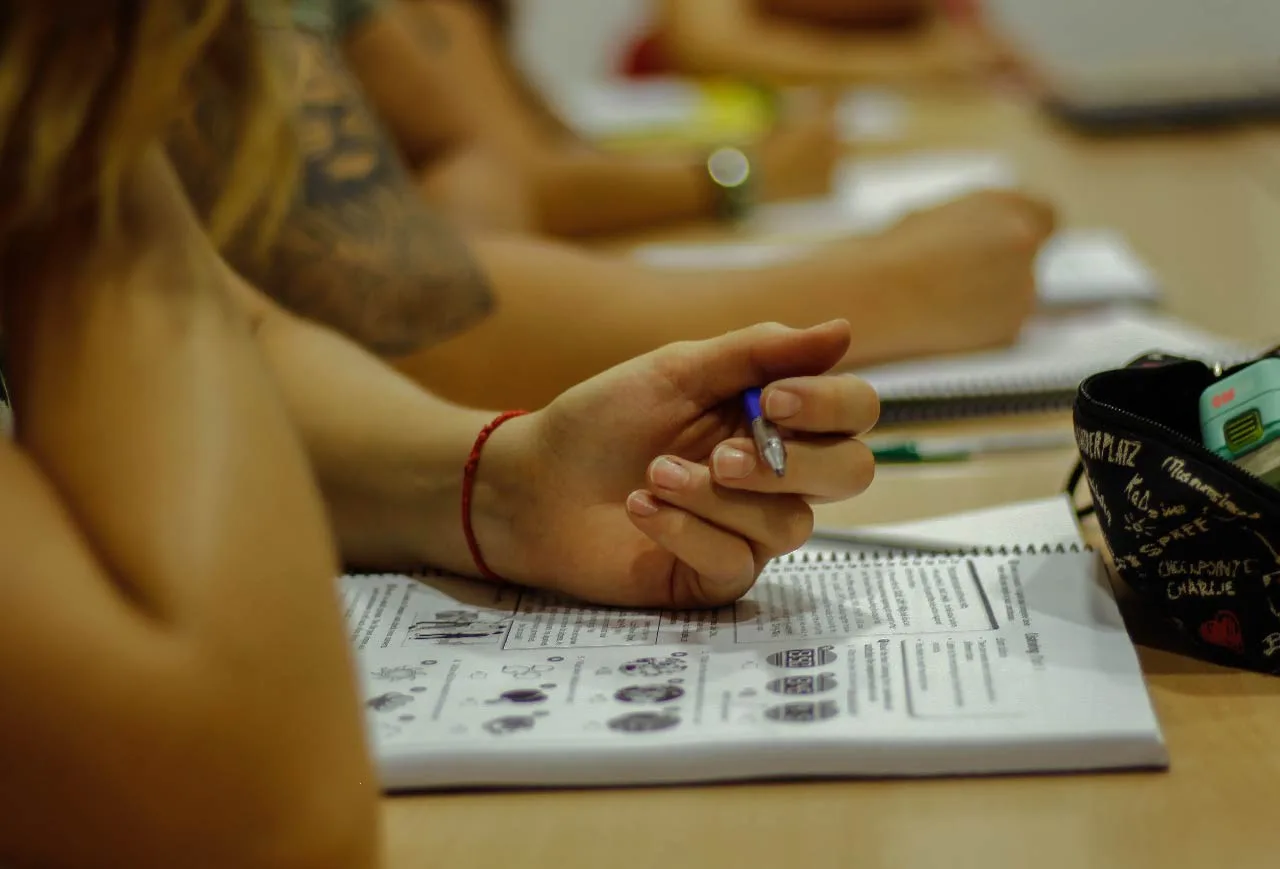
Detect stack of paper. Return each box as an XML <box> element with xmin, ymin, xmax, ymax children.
<box><xmin>810</xmin><ymin>494</ymin><xmax>1085</xmax><ymax>554</ymax></box>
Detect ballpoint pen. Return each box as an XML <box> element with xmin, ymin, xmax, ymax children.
<box><xmin>743</xmin><ymin>387</ymin><xmax>787</xmax><ymax>477</ymax></box>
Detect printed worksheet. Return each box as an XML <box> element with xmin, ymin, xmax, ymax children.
<box><xmin>344</xmin><ymin>549</ymin><xmax>1166</xmax><ymax>790</ymax></box>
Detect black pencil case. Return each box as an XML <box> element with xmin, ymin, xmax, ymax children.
<box><xmin>1071</xmin><ymin>351</ymin><xmax>1280</xmax><ymax>674</ymax></box>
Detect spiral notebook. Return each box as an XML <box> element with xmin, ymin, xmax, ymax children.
<box><xmin>809</xmin><ymin>493</ymin><xmax>1085</xmax><ymax>554</ymax></box>
<box><xmin>343</xmin><ymin>518</ymin><xmax>1165</xmax><ymax>790</ymax></box>
<box><xmin>854</xmin><ymin>307</ymin><xmax>1250</xmax><ymax>424</ymax></box>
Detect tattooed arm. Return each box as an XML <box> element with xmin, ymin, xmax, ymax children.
<box><xmin>176</xmin><ymin>9</ymin><xmax>991</xmax><ymax>411</ymax></box>
<box><xmin>359</xmin><ymin>1</ymin><xmax>744</xmax><ymax>236</ymax></box>
<box><xmin>352</xmin><ymin>1</ymin><xmax>839</xmax><ymax>237</ymax></box>
<box><xmin>168</xmin><ymin>27</ymin><xmax>492</xmax><ymax>356</ymax></box>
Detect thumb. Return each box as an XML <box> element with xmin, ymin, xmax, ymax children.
<box><xmin>657</xmin><ymin>320</ymin><xmax>852</xmax><ymax>406</ymax></box>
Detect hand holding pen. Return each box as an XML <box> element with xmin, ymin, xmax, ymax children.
<box><xmin>520</xmin><ymin>320</ymin><xmax>877</xmax><ymax>609</ymax></box>
<box><xmin>743</xmin><ymin>387</ymin><xmax>788</xmax><ymax>477</ymax></box>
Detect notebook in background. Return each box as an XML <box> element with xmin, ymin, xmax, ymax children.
<box><xmin>631</xmin><ymin>151</ymin><xmax>1162</xmax><ymax>308</ymax></box>
<box><xmin>809</xmin><ymin>494</ymin><xmax>1084</xmax><ymax>555</ymax></box>
<box><xmin>856</xmin><ymin>306</ymin><xmax>1249</xmax><ymax>424</ymax></box>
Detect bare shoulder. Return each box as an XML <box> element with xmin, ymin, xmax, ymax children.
<box><xmin>167</xmin><ymin>22</ymin><xmax>493</xmax><ymax>355</ymax></box>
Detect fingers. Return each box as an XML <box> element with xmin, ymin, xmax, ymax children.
<box><xmin>761</xmin><ymin>374</ymin><xmax>879</xmax><ymax>435</ymax></box>
<box><xmin>709</xmin><ymin>437</ymin><xmax>875</xmax><ymax>502</ymax></box>
<box><xmin>652</xmin><ymin>320</ymin><xmax>852</xmax><ymax>406</ymax></box>
<box><xmin>634</xmin><ymin>456</ymin><xmax>815</xmax><ymax>560</ymax></box>
<box><xmin>990</xmin><ymin>190</ymin><xmax>1059</xmax><ymax>241</ymax></box>
<box><xmin>624</xmin><ymin>492</ymin><xmax>758</xmax><ymax>607</ymax></box>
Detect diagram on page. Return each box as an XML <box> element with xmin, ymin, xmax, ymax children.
<box><xmin>344</xmin><ymin>553</ymin><xmax>1065</xmax><ymax>750</ymax></box>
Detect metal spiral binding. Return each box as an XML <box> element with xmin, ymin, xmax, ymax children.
<box><xmin>877</xmin><ymin>388</ymin><xmax>1078</xmax><ymax>425</ymax></box>
<box><xmin>778</xmin><ymin>542</ymin><xmax>1089</xmax><ymax>565</ymax></box>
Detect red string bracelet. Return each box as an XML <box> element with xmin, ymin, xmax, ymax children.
<box><xmin>462</xmin><ymin>410</ymin><xmax>528</xmax><ymax>581</ymax></box>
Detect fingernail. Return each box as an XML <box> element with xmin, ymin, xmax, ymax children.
<box><xmin>626</xmin><ymin>490</ymin><xmax>660</xmax><ymax>517</ymax></box>
<box><xmin>650</xmin><ymin>456</ymin><xmax>691</xmax><ymax>490</ymax></box>
<box><xmin>765</xmin><ymin>389</ymin><xmax>801</xmax><ymax>420</ymax></box>
<box><xmin>713</xmin><ymin>446</ymin><xmax>756</xmax><ymax>480</ymax></box>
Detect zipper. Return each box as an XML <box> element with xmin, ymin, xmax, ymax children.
<box><xmin>1077</xmin><ymin>379</ymin><xmax>1280</xmax><ymax>504</ymax></box>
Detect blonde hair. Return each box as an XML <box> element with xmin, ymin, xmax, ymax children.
<box><xmin>0</xmin><ymin>1</ymin><xmax>296</xmax><ymax>253</ymax></box>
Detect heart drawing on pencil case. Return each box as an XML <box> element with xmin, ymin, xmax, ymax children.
<box><xmin>1199</xmin><ymin>611</ymin><xmax>1244</xmax><ymax>655</ymax></box>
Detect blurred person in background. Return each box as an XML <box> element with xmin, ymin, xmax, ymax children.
<box><xmin>619</xmin><ymin>0</ymin><xmax>1004</xmax><ymax>84</ymax></box>
<box><xmin>168</xmin><ymin>0</ymin><xmax>1057</xmax><ymax>410</ymax></box>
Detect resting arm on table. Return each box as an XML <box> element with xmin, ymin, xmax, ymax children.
<box><xmin>659</xmin><ymin>0</ymin><xmax>994</xmax><ymax>84</ymax></box>
<box><xmin>172</xmin><ymin>23</ymin><xmax>1048</xmax><ymax>411</ymax></box>
<box><xmin>363</xmin><ymin>0</ymin><xmax>837</xmax><ymax>236</ymax></box>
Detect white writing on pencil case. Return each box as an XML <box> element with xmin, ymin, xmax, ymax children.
<box><xmin>1161</xmin><ymin>458</ymin><xmax>1259</xmax><ymax>518</ymax></box>
<box><xmin>1166</xmin><ymin>578</ymin><xmax>1235</xmax><ymax>600</ymax></box>
<box><xmin>1076</xmin><ymin>428</ymin><xmax>1142</xmax><ymax>467</ymax></box>
<box><xmin>1138</xmin><ymin>516</ymin><xmax>1212</xmax><ymax>557</ymax></box>
<box><xmin>1158</xmin><ymin>559</ymin><xmax>1258</xmax><ymax>580</ymax></box>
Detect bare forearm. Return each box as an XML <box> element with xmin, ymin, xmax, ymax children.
<box><xmin>391</xmin><ymin>233</ymin><xmax>929</xmax><ymax>410</ymax></box>
<box><xmin>392</xmin><ymin>236</ymin><xmax>720</xmax><ymax>408</ymax></box>
<box><xmin>528</xmin><ymin>151</ymin><xmax>716</xmax><ymax>237</ymax></box>
<box><xmin>665</xmin><ymin>0</ymin><xmax>952</xmax><ymax>82</ymax></box>
<box><xmin>759</xmin><ymin>0</ymin><xmax>932</xmax><ymax>26</ymax></box>
<box><xmin>246</xmin><ymin>283</ymin><xmax>525</xmax><ymax>576</ymax></box>
<box><xmin>385</xmin><ymin>1</ymin><xmax>720</xmax><ymax>235</ymax></box>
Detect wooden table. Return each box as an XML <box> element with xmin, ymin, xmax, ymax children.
<box><xmin>382</xmin><ymin>92</ymin><xmax>1280</xmax><ymax>869</ymax></box>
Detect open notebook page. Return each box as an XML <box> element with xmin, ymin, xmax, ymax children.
<box><xmin>346</xmin><ymin>543</ymin><xmax>1165</xmax><ymax>789</ymax></box>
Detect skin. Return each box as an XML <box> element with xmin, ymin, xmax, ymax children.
<box><xmin>168</xmin><ymin>24</ymin><xmax>494</xmax><ymax>356</ymax></box>
<box><xmin>659</xmin><ymin>0</ymin><xmax>1006</xmax><ymax>84</ymax></box>
<box><xmin>757</xmin><ymin>0</ymin><xmax>933</xmax><ymax>27</ymax></box>
<box><xmin>1</xmin><ymin>153</ymin><xmax>876</xmax><ymax>869</ymax></box>
<box><xmin>168</xmin><ymin>7</ymin><xmax>1056</xmax><ymax>411</ymax></box>
<box><xmin>394</xmin><ymin>0</ymin><xmax>843</xmax><ymax>237</ymax></box>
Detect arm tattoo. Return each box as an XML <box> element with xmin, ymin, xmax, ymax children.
<box><xmin>168</xmin><ymin>28</ymin><xmax>493</xmax><ymax>356</ymax></box>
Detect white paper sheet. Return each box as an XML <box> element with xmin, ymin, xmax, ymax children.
<box><xmin>346</xmin><ymin>544</ymin><xmax>1166</xmax><ymax>790</ymax></box>
<box><xmin>810</xmin><ymin>494</ymin><xmax>1084</xmax><ymax>554</ymax></box>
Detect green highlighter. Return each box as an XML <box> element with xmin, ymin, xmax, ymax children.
<box><xmin>871</xmin><ymin>431</ymin><xmax>1079</xmax><ymax>464</ymax></box>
